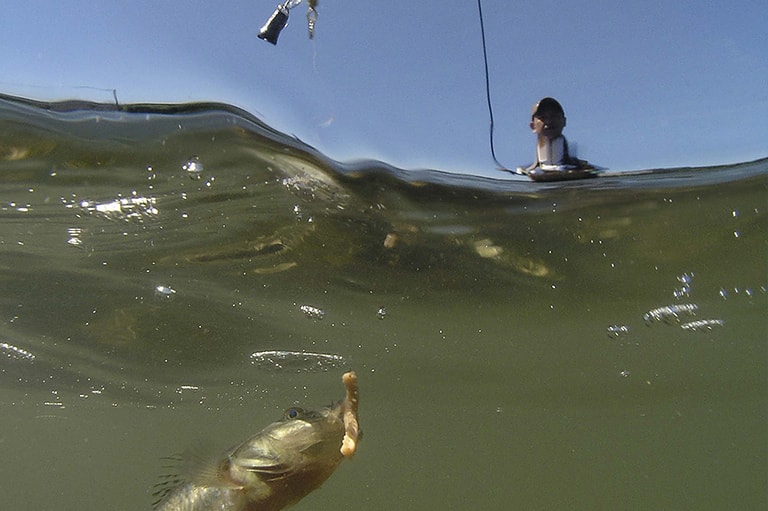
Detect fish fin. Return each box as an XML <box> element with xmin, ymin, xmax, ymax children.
<box><xmin>230</xmin><ymin>436</ymin><xmax>315</xmax><ymax>481</ymax></box>
<box><xmin>181</xmin><ymin>442</ymin><xmax>244</xmax><ymax>489</ymax></box>
<box><xmin>152</xmin><ymin>455</ymin><xmax>187</xmax><ymax>508</ymax></box>
<box><xmin>235</xmin><ymin>450</ymin><xmax>296</xmax><ymax>480</ymax></box>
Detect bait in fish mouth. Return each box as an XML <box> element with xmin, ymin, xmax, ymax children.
<box><xmin>153</xmin><ymin>371</ymin><xmax>360</xmax><ymax>511</ymax></box>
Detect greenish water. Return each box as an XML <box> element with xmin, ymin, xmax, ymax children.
<box><xmin>0</xmin><ymin>96</ymin><xmax>766</xmax><ymax>510</ymax></box>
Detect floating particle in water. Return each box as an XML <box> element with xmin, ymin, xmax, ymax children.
<box><xmin>249</xmin><ymin>350</ymin><xmax>344</xmax><ymax>372</ymax></box>
<box><xmin>154</xmin><ymin>285</ymin><xmax>177</xmax><ymax>301</ymax></box>
<box><xmin>0</xmin><ymin>341</ymin><xmax>36</xmax><ymax>362</ymax></box>
<box><xmin>473</xmin><ymin>238</ymin><xmax>503</xmax><ymax>259</ymax></box>
<box><xmin>606</xmin><ymin>324</ymin><xmax>630</xmax><ymax>338</ymax></box>
<box><xmin>383</xmin><ymin>233</ymin><xmax>399</xmax><ymax>249</ymax></box>
<box><xmin>619</xmin><ymin>370</ymin><xmax>630</xmax><ymax>378</ymax></box>
<box><xmin>643</xmin><ymin>303</ymin><xmax>698</xmax><ymax>325</ymax></box>
<box><xmin>300</xmin><ymin>304</ymin><xmax>325</xmax><ymax>319</ymax></box>
<box><xmin>680</xmin><ymin>319</ymin><xmax>725</xmax><ymax>332</ymax></box>
<box><xmin>376</xmin><ymin>307</ymin><xmax>387</xmax><ymax>320</ymax></box>
<box><xmin>182</xmin><ymin>156</ymin><xmax>204</xmax><ymax>180</ymax></box>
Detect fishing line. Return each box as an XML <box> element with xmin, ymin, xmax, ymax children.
<box><xmin>476</xmin><ymin>0</ymin><xmax>511</xmax><ymax>171</ymax></box>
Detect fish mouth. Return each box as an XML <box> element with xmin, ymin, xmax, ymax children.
<box><xmin>297</xmin><ymin>371</ymin><xmax>359</xmax><ymax>457</ymax></box>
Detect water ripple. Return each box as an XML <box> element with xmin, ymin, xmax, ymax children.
<box><xmin>249</xmin><ymin>350</ymin><xmax>345</xmax><ymax>372</ymax></box>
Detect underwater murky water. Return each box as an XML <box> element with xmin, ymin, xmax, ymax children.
<box><xmin>1</xmin><ymin>95</ymin><xmax>766</xmax><ymax>510</ymax></box>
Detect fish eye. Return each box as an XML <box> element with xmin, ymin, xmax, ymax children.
<box><xmin>284</xmin><ymin>407</ymin><xmax>304</xmax><ymax>420</ymax></box>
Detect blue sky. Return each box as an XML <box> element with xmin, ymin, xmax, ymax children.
<box><xmin>2</xmin><ymin>1</ymin><xmax>766</xmax><ymax>177</ymax></box>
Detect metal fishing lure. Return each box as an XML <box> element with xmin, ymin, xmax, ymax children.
<box><xmin>258</xmin><ymin>0</ymin><xmax>318</xmax><ymax>45</ymax></box>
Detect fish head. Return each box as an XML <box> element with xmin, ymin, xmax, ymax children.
<box><xmin>224</xmin><ymin>388</ymin><xmax>357</xmax><ymax>508</ymax></box>
<box><xmin>251</xmin><ymin>404</ymin><xmax>347</xmax><ymax>469</ymax></box>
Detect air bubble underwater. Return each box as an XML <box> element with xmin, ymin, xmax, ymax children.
<box><xmin>1</xmin><ymin>341</ymin><xmax>36</xmax><ymax>362</ymax></box>
<box><xmin>606</xmin><ymin>325</ymin><xmax>630</xmax><ymax>338</ymax></box>
<box><xmin>673</xmin><ymin>272</ymin><xmax>694</xmax><ymax>299</ymax></box>
<box><xmin>154</xmin><ymin>285</ymin><xmax>177</xmax><ymax>301</ymax></box>
<box><xmin>182</xmin><ymin>156</ymin><xmax>204</xmax><ymax>180</ymax></box>
<box><xmin>680</xmin><ymin>319</ymin><xmax>725</xmax><ymax>332</ymax></box>
<box><xmin>299</xmin><ymin>305</ymin><xmax>325</xmax><ymax>320</ymax></box>
<box><xmin>643</xmin><ymin>304</ymin><xmax>698</xmax><ymax>324</ymax></box>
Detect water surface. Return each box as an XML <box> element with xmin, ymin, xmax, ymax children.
<box><xmin>1</xmin><ymin>96</ymin><xmax>766</xmax><ymax>510</ymax></box>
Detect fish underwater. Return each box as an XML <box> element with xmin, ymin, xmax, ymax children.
<box><xmin>153</xmin><ymin>371</ymin><xmax>360</xmax><ymax>511</ymax></box>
